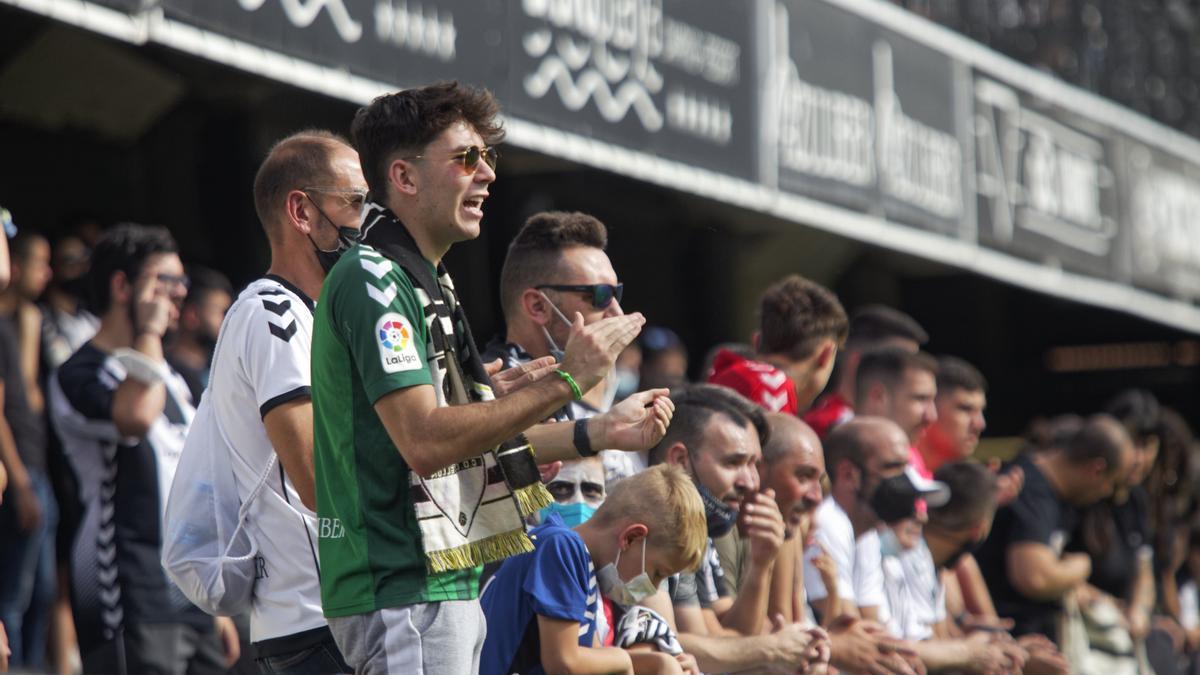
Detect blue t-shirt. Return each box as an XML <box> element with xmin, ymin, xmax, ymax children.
<box><xmin>480</xmin><ymin>513</ymin><xmax>600</xmax><ymax>675</ymax></box>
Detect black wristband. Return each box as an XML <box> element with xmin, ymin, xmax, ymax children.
<box><xmin>574</xmin><ymin>418</ymin><xmax>597</xmax><ymax>457</ymax></box>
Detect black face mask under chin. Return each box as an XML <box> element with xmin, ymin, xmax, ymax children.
<box><xmin>687</xmin><ymin>460</ymin><xmax>739</xmax><ymax>538</ymax></box>
<box><xmin>306</xmin><ymin>199</ymin><xmax>361</xmax><ymax>273</ymax></box>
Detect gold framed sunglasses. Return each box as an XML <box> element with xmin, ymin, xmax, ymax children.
<box><xmin>406</xmin><ymin>145</ymin><xmax>499</xmax><ymax>173</ymax></box>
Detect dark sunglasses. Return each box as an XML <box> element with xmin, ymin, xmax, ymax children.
<box><xmin>537</xmin><ymin>283</ymin><xmax>624</xmax><ymax>310</ymax></box>
<box><xmin>407</xmin><ymin>145</ymin><xmax>499</xmax><ymax>173</ymax></box>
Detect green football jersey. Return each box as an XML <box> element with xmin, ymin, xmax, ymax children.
<box><xmin>311</xmin><ymin>244</ymin><xmax>480</xmax><ymax>618</ymax></box>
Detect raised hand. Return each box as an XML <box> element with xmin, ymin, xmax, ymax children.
<box><xmin>559</xmin><ymin>312</ymin><xmax>645</xmax><ymax>394</ymax></box>
<box><xmin>592</xmin><ymin>389</ymin><xmax>674</xmax><ymax>452</ymax></box>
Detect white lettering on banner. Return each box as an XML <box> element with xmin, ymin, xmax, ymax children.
<box><xmin>771</xmin><ymin>4</ymin><xmax>962</xmax><ymax>218</ymax></box>
<box><xmin>520</xmin><ymin>0</ymin><xmax>739</xmax><ymax>144</ymax></box>
<box><xmin>238</xmin><ymin>0</ymin><xmax>363</xmax><ymax>43</ymax></box>
<box><xmin>777</xmin><ymin>72</ymin><xmax>875</xmax><ymax>185</ymax></box>
<box><xmin>1128</xmin><ymin>147</ymin><xmax>1200</xmax><ymax>295</ymax></box>
<box><xmin>874</xmin><ymin>42</ymin><xmax>962</xmax><ymax>218</ymax></box>
<box><xmin>974</xmin><ymin>78</ymin><xmax>1116</xmax><ymax>255</ymax></box>
<box><xmin>374</xmin><ymin>1</ymin><xmax>457</xmax><ymax>61</ymax></box>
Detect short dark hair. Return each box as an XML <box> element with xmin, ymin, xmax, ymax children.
<box><xmin>253</xmin><ymin>129</ymin><xmax>349</xmax><ymax>242</ymax></box>
<box><xmin>1104</xmin><ymin>389</ymin><xmax>1160</xmax><ymax>442</ymax></box>
<box><xmin>936</xmin><ymin>355</ymin><xmax>987</xmax><ymax>397</ymax></box>
<box><xmin>1062</xmin><ymin>414</ymin><xmax>1128</xmax><ymax>473</ymax></box>
<box><xmin>823</xmin><ymin>417</ymin><xmax>891</xmax><ymax>482</ymax></box>
<box><xmin>498</xmin><ymin>211</ymin><xmax>608</xmax><ymax>318</ymax></box>
<box><xmin>88</xmin><ymin>223</ymin><xmax>179</xmax><ymax>313</ymax></box>
<box><xmin>183</xmin><ymin>265</ymin><xmax>234</xmax><ymax>308</ymax></box>
<box><xmin>759</xmin><ymin>275</ymin><xmax>848</xmax><ymax>360</ymax></box>
<box><xmin>847</xmin><ymin>305</ymin><xmax>928</xmax><ymax>349</ymax></box>
<box><xmin>351</xmin><ymin>81</ymin><xmax>504</xmax><ymax>200</ymax></box>
<box><xmin>855</xmin><ymin>347</ymin><xmax>938</xmax><ymax>404</ymax></box>
<box><xmin>649</xmin><ymin>384</ymin><xmax>769</xmax><ymax>465</ymax></box>
<box><xmin>928</xmin><ymin>461</ymin><xmax>997</xmax><ymax>532</ymax></box>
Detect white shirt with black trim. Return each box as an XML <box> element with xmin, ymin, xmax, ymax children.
<box><xmin>206</xmin><ymin>276</ymin><xmax>324</xmax><ymax>643</ymax></box>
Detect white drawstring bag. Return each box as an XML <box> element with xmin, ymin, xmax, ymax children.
<box><xmin>161</xmin><ymin>384</ymin><xmax>275</xmax><ymax>616</ymax></box>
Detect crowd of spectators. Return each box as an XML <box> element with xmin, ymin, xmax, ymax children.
<box><xmin>0</xmin><ymin>80</ymin><xmax>1199</xmax><ymax>675</ymax></box>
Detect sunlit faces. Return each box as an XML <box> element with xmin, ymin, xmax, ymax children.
<box><xmin>409</xmin><ymin>121</ymin><xmax>496</xmax><ymax>246</ymax></box>
<box><xmin>688</xmin><ymin>417</ymin><xmax>762</xmax><ymax>509</ymax></box>
<box><xmin>764</xmin><ymin>435</ymin><xmax>826</xmax><ymax>531</ymax></box>
<box><xmin>306</xmin><ymin>145</ymin><xmax>369</xmax><ymax>250</ymax></box>
<box><xmin>890</xmin><ymin>367</ymin><xmax>938</xmax><ymax>444</ymax></box>
<box><xmin>539</xmin><ymin>245</ymin><xmax>622</xmax><ymax>348</ymax></box>
<box><xmin>546</xmin><ymin>458</ymin><xmax>606</xmax><ymax>509</ymax></box>
<box><xmin>927</xmin><ymin>387</ymin><xmax>987</xmax><ymax>461</ymax></box>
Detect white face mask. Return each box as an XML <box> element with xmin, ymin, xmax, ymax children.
<box><xmin>538</xmin><ymin>291</ymin><xmax>573</xmax><ymax>363</ymax></box>
<box><xmin>596</xmin><ymin>537</ymin><xmax>658</xmax><ymax>607</ymax></box>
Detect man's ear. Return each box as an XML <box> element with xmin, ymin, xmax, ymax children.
<box><xmin>750</xmin><ymin>331</ymin><xmax>761</xmax><ymax>351</ymax></box>
<box><xmin>835</xmin><ymin>458</ymin><xmax>860</xmax><ymax>490</ymax></box>
<box><xmin>815</xmin><ymin>340</ymin><xmax>837</xmax><ymax>370</ymax></box>
<box><xmin>110</xmin><ymin>270</ymin><xmax>131</xmax><ymax>307</ymax></box>
<box><xmin>521</xmin><ymin>288</ymin><xmax>552</xmax><ymax>327</ymax></box>
<box><xmin>866</xmin><ymin>381</ymin><xmax>889</xmax><ymax>411</ymax></box>
<box><xmin>284</xmin><ymin>190</ymin><xmax>313</xmax><ymax>235</ymax></box>
<box><xmin>664</xmin><ymin>442</ymin><xmax>691</xmax><ymax>470</ymax></box>
<box><xmin>619</xmin><ymin>523</ymin><xmax>650</xmax><ymax>551</ymax></box>
<box><xmin>388</xmin><ymin>156</ymin><xmax>419</xmax><ymax>197</ymax></box>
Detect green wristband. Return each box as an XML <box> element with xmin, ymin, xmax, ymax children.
<box><xmin>554</xmin><ymin>369</ymin><xmax>583</xmax><ymax>401</ymax></box>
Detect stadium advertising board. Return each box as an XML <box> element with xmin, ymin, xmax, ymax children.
<box><xmin>770</xmin><ymin>0</ymin><xmax>969</xmax><ymax>237</ymax></box>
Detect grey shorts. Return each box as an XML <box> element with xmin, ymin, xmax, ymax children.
<box><xmin>327</xmin><ymin>600</ymin><xmax>486</xmax><ymax>675</ymax></box>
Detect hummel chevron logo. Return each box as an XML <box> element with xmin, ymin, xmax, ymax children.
<box><xmin>761</xmin><ymin>391</ymin><xmax>789</xmax><ymax>412</ymax></box>
<box><xmin>760</xmin><ymin>372</ymin><xmax>788</xmax><ymax>389</ymax></box>
<box><xmin>360</xmin><ymin>258</ymin><xmax>392</xmax><ymax>279</ymax></box>
<box><xmin>359</xmin><ymin>247</ymin><xmax>384</xmax><ymax>259</ymax></box>
<box><xmin>269</xmin><ymin>320</ymin><xmax>298</xmax><ymax>342</ymax></box>
<box><xmin>367</xmin><ymin>282</ymin><xmax>397</xmax><ymax>307</ymax></box>
<box><xmin>262</xmin><ymin>298</ymin><xmax>290</xmax><ymax>315</ymax></box>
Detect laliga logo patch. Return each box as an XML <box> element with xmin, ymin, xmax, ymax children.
<box><xmin>376</xmin><ymin>313</ymin><xmax>421</xmax><ymax>373</ymax></box>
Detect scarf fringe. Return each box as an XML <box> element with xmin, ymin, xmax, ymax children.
<box><xmin>426</xmin><ymin>529</ymin><xmax>536</xmax><ymax>574</ymax></box>
<box><xmin>515</xmin><ymin>481</ymin><xmax>553</xmax><ymax>517</ymax></box>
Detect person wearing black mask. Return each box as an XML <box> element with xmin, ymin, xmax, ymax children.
<box><xmin>164</xmin><ymin>266</ymin><xmax>232</xmax><ymax>403</ymax></box>
<box><xmin>636</xmin><ymin>385</ymin><xmax>833</xmax><ymax>675</ymax></box>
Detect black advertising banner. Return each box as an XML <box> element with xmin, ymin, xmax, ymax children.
<box><xmin>161</xmin><ymin>0</ymin><xmax>504</xmax><ymax>91</ymax></box>
<box><xmin>973</xmin><ymin>76</ymin><xmax>1121</xmax><ymax>279</ymax></box>
<box><xmin>770</xmin><ymin>0</ymin><xmax>967</xmax><ymax>236</ymax></box>
<box><xmin>1122</xmin><ymin>141</ymin><xmax>1200</xmax><ymax>300</ymax></box>
<box><xmin>505</xmin><ymin>0</ymin><xmax>759</xmax><ymax>181</ymax></box>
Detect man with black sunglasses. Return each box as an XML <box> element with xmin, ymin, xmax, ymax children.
<box><xmin>485</xmin><ymin>211</ymin><xmax>650</xmax><ymax>486</ymax></box>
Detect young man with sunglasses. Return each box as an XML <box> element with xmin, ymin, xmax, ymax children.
<box><xmin>312</xmin><ymin>81</ymin><xmax>672</xmax><ymax>673</ymax></box>
<box><xmin>48</xmin><ymin>224</ymin><xmax>239</xmax><ymax>674</ymax></box>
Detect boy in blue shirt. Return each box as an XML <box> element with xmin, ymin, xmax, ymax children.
<box><xmin>481</xmin><ymin>464</ymin><xmax>707</xmax><ymax>674</ymax></box>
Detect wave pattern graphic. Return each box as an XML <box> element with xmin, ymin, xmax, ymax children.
<box><xmin>238</xmin><ymin>0</ymin><xmax>363</xmax><ymax>43</ymax></box>
<box><xmin>524</xmin><ymin>58</ymin><xmax>664</xmax><ymax>131</ymax></box>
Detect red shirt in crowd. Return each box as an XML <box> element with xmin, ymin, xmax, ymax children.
<box><xmin>707</xmin><ymin>349</ymin><xmax>799</xmax><ymax>415</ymax></box>
<box><xmin>803</xmin><ymin>392</ymin><xmax>855</xmax><ymax>438</ymax></box>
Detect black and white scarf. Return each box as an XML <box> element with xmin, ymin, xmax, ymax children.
<box><xmin>360</xmin><ymin>203</ymin><xmax>551</xmax><ymax>573</ymax></box>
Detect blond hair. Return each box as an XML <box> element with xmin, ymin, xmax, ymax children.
<box><xmin>592</xmin><ymin>465</ymin><xmax>707</xmax><ymax>572</ymax></box>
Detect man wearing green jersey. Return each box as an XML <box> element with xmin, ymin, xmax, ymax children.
<box><xmin>310</xmin><ymin>81</ymin><xmax>675</xmax><ymax>674</ymax></box>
